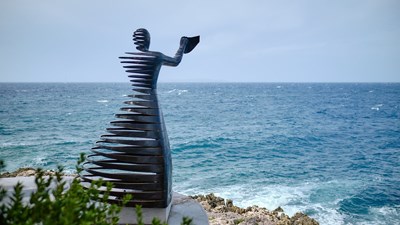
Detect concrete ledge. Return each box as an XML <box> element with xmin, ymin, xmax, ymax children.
<box><xmin>118</xmin><ymin>202</ymin><xmax>172</xmax><ymax>225</ymax></box>
<box><xmin>168</xmin><ymin>192</ymin><xmax>208</xmax><ymax>225</ymax></box>
<box><xmin>118</xmin><ymin>193</ymin><xmax>209</xmax><ymax>225</ymax></box>
<box><xmin>0</xmin><ymin>177</ymin><xmax>208</xmax><ymax>225</ymax></box>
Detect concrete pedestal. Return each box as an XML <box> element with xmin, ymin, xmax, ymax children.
<box><xmin>118</xmin><ymin>192</ymin><xmax>208</xmax><ymax>225</ymax></box>
<box><xmin>167</xmin><ymin>192</ymin><xmax>209</xmax><ymax>225</ymax></box>
<box><xmin>0</xmin><ymin>177</ymin><xmax>209</xmax><ymax>225</ymax></box>
<box><xmin>118</xmin><ymin>203</ymin><xmax>172</xmax><ymax>225</ymax></box>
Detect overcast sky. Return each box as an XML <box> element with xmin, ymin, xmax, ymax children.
<box><xmin>0</xmin><ymin>1</ymin><xmax>399</xmax><ymax>82</ymax></box>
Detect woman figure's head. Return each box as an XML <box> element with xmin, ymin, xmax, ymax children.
<box><xmin>133</xmin><ymin>28</ymin><xmax>150</xmax><ymax>51</ymax></box>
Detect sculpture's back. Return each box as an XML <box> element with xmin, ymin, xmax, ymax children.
<box><xmin>80</xmin><ymin>28</ymin><xmax>199</xmax><ymax>208</ymax></box>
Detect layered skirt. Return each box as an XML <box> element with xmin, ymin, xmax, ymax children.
<box><xmin>81</xmin><ymin>52</ymin><xmax>172</xmax><ymax>208</ymax></box>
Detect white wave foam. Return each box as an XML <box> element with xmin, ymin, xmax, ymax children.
<box><xmin>97</xmin><ymin>100</ymin><xmax>109</xmax><ymax>103</ymax></box>
<box><xmin>174</xmin><ymin>183</ymin><xmax>314</xmax><ymax>213</ymax></box>
<box><xmin>363</xmin><ymin>206</ymin><xmax>400</xmax><ymax>225</ymax></box>
<box><xmin>174</xmin><ymin>180</ymin><xmax>358</xmax><ymax>225</ymax></box>
<box><xmin>371</xmin><ymin>104</ymin><xmax>383</xmax><ymax>111</ymax></box>
<box><xmin>289</xmin><ymin>203</ymin><xmax>346</xmax><ymax>225</ymax></box>
<box><xmin>167</xmin><ymin>89</ymin><xmax>188</xmax><ymax>95</ymax></box>
<box><xmin>178</xmin><ymin>90</ymin><xmax>188</xmax><ymax>95</ymax></box>
<box><xmin>33</xmin><ymin>156</ymin><xmax>47</xmax><ymax>166</ymax></box>
<box><xmin>2</xmin><ymin>142</ymin><xmax>29</xmax><ymax>147</ymax></box>
<box><xmin>374</xmin><ymin>205</ymin><xmax>400</xmax><ymax>216</ymax></box>
<box><xmin>220</xmin><ymin>184</ymin><xmax>309</xmax><ymax>210</ymax></box>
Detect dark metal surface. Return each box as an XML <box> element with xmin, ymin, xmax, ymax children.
<box><xmin>81</xmin><ymin>28</ymin><xmax>199</xmax><ymax>208</ymax></box>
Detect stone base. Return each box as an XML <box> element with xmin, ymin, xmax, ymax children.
<box><xmin>0</xmin><ymin>177</ymin><xmax>209</xmax><ymax>225</ymax></box>
<box><xmin>118</xmin><ymin>203</ymin><xmax>172</xmax><ymax>225</ymax></box>
<box><xmin>118</xmin><ymin>193</ymin><xmax>209</xmax><ymax>225</ymax></box>
<box><xmin>167</xmin><ymin>192</ymin><xmax>209</xmax><ymax>225</ymax></box>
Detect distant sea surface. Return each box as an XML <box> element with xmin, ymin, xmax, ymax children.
<box><xmin>0</xmin><ymin>82</ymin><xmax>399</xmax><ymax>224</ymax></box>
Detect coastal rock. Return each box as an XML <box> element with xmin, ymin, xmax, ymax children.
<box><xmin>190</xmin><ymin>193</ymin><xmax>319</xmax><ymax>225</ymax></box>
<box><xmin>1</xmin><ymin>168</ymin><xmax>40</xmax><ymax>177</ymax></box>
<box><xmin>290</xmin><ymin>212</ymin><xmax>319</xmax><ymax>225</ymax></box>
<box><xmin>274</xmin><ymin>206</ymin><xmax>284</xmax><ymax>213</ymax></box>
<box><xmin>226</xmin><ymin>199</ymin><xmax>234</xmax><ymax>207</ymax></box>
<box><xmin>0</xmin><ymin>168</ymin><xmax>74</xmax><ymax>178</ymax></box>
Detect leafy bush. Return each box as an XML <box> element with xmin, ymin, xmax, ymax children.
<box><xmin>0</xmin><ymin>154</ymin><xmax>192</xmax><ymax>225</ymax></box>
<box><xmin>0</xmin><ymin>153</ymin><xmax>131</xmax><ymax>225</ymax></box>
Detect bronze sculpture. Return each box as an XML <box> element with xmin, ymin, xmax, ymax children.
<box><xmin>81</xmin><ymin>28</ymin><xmax>199</xmax><ymax>208</ymax></box>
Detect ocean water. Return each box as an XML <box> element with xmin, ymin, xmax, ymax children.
<box><xmin>0</xmin><ymin>82</ymin><xmax>399</xmax><ymax>225</ymax></box>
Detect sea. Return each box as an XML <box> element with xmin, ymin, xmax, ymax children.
<box><xmin>0</xmin><ymin>82</ymin><xmax>399</xmax><ymax>225</ymax></box>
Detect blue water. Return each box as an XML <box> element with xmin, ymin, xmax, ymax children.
<box><xmin>0</xmin><ymin>83</ymin><xmax>399</xmax><ymax>224</ymax></box>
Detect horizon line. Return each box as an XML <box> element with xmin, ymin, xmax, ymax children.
<box><xmin>1</xmin><ymin>81</ymin><xmax>399</xmax><ymax>84</ymax></box>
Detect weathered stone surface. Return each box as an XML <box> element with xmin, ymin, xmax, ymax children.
<box><xmin>0</xmin><ymin>168</ymin><xmax>78</xmax><ymax>178</ymax></box>
<box><xmin>190</xmin><ymin>193</ymin><xmax>319</xmax><ymax>225</ymax></box>
<box><xmin>290</xmin><ymin>212</ymin><xmax>319</xmax><ymax>225</ymax></box>
<box><xmin>0</xmin><ymin>168</ymin><xmax>58</xmax><ymax>177</ymax></box>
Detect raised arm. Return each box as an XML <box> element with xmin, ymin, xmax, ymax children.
<box><xmin>162</xmin><ymin>37</ymin><xmax>189</xmax><ymax>67</ymax></box>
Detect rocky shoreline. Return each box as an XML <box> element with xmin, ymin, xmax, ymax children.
<box><xmin>0</xmin><ymin>167</ymin><xmax>63</xmax><ymax>177</ymax></box>
<box><xmin>190</xmin><ymin>193</ymin><xmax>318</xmax><ymax>225</ymax></box>
<box><xmin>1</xmin><ymin>168</ymin><xmax>319</xmax><ymax>225</ymax></box>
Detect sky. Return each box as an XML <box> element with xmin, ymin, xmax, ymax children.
<box><xmin>0</xmin><ymin>0</ymin><xmax>399</xmax><ymax>83</ymax></box>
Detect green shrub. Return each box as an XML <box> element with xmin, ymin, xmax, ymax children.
<box><xmin>0</xmin><ymin>154</ymin><xmax>193</xmax><ymax>225</ymax></box>
<box><xmin>0</xmin><ymin>153</ymin><xmax>131</xmax><ymax>225</ymax></box>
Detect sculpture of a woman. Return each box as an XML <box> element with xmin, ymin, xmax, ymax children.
<box><xmin>81</xmin><ymin>28</ymin><xmax>199</xmax><ymax>208</ymax></box>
